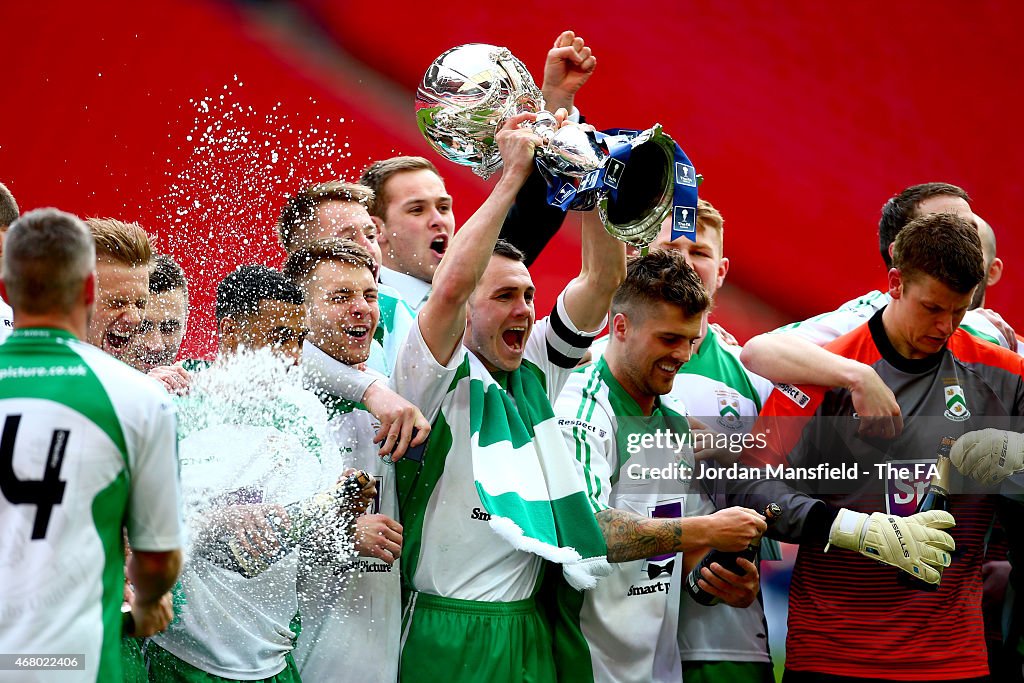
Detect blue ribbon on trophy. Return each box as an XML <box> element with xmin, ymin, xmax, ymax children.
<box><xmin>540</xmin><ymin>126</ymin><xmax>701</xmax><ymax>246</ymax></box>
<box><xmin>415</xmin><ymin>42</ymin><xmax>700</xmax><ymax>249</ymax></box>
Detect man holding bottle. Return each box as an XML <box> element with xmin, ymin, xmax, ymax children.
<box><xmin>147</xmin><ymin>265</ymin><xmax>372</xmax><ymax>683</ymax></box>
<box><xmin>552</xmin><ymin>250</ymin><xmax>767</xmax><ymax>683</ymax></box>
<box><xmin>733</xmin><ymin>213</ymin><xmax>1024</xmax><ymax>682</ymax></box>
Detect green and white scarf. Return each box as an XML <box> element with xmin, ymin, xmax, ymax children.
<box><xmin>469</xmin><ymin>354</ymin><xmax>612</xmax><ymax>590</ymax></box>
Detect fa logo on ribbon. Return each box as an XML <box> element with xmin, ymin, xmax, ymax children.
<box><xmin>674</xmin><ymin>206</ymin><xmax>696</xmax><ymax>234</ymax></box>
<box><xmin>579</xmin><ymin>169</ymin><xmax>600</xmax><ymax>192</ymax></box>
<box><xmin>604</xmin><ymin>159</ymin><xmax>625</xmax><ymax>189</ymax></box>
<box><xmin>553</xmin><ymin>183</ymin><xmax>576</xmax><ymax>205</ymax></box>
<box><xmin>675</xmin><ymin>162</ymin><xmax>697</xmax><ymax>187</ymax></box>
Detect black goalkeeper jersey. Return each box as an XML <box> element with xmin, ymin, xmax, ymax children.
<box><xmin>734</xmin><ymin>309</ymin><xmax>1024</xmax><ymax>680</ymax></box>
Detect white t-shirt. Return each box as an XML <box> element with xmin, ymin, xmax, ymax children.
<box><xmin>295</xmin><ymin>344</ymin><xmax>400</xmax><ymax>683</ymax></box>
<box><xmin>379</xmin><ymin>267</ymin><xmax>431</xmax><ymax>314</ymax></box>
<box><xmin>154</xmin><ymin>362</ymin><xmax>328</xmax><ymax>679</ymax></box>
<box><xmin>366</xmin><ymin>283</ymin><xmax>417</xmax><ymax>377</ymax></box>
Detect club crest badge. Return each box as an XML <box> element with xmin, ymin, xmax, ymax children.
<box><xmin>943</xmin><ymin>385</ymin><xmax>970</xmax><ymax>421</ymax></box>
<box><xmin>717</xmin><ymin>394</ymin><xmax>743</xmax><ymax>430</ymax></box>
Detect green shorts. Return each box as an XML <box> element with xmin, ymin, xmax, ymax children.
<box><xmin>145</xmin><ymin>641</ymin><xmax>301</xmax><ymax>683</ymax></box>
<box><xmin>681</xmin><ymin>660</ymin><xmax>776</xmax><ymax>683</ymax></box>
<box><xmin>400</xmin><ymin>591</ymin><xmax>556</xmax><ymax>683</ymax></box>
<box><xmin>121</xmin><ymin>637</ymin><xmax>148</xmax><ymax>683</ymax></box>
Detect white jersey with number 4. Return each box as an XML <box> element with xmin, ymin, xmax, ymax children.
<box><xmin>0</xmin><ymin>328</ymin><xmax>182</xmax><ymax>683</ymax></box>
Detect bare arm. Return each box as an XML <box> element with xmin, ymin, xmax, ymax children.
<box><xmin>742</xmin><ymin>332</ymin><xmax>903</xmax><ymax>437</ymax></box>
<box><xmin>418</xmin><ymin>113</ymin><xmax>541</xmax><ymax>365</ymax></box>
<box><xmin>742</xmin><ymin>332</ymin><xmax>866</xmax><ymax>387</ymax></box>
<box><xmin>560</xmin><ymin>209</ymin><xmax>626</xmax><ymax>332</ymax></box>
<box><xmin>124</xmin><ymin>549</ymin><xmax>180</xmax><ymax>637</ymax></box>
<box><xmin>127</xmin><ymin>549</ymin><xmax>181</xmax><ymax>603</ymax></box>
<box><xmin>595</xmin><ymin>506</ymin><xmax>766</xmax><ymax>563</ymax></box>
<box><xmin>540</xmin><ymin>30</ymin><xmax>597</xmax><ymax>115</ymax></box>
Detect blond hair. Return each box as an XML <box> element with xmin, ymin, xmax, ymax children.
<box><xmin>85</xmin><ymin>217</ymin><xmax>152</xmax><ymax>266</ymax></box>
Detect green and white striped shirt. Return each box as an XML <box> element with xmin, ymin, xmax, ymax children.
<box><xmin>554</xmin><ymin>357</ymin><xmax>701</xmax><ymax>683</ymax></box>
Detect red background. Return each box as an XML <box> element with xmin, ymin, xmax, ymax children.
<box><xmin>2</xmin><ymin>1</ymin><xmax>1020</xmax><ymax>358</ymax></box>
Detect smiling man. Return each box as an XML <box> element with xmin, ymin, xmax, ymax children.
<box><xmin>130</xmin><ymin>254</ymin><xmax>189</xmax><ymax>372</ymax></box>
<box><xmin>84</xmin><ymin>218</ymin><xmax>152</xmax><ymax>362</ymax></box>
<box><xmin>284</xmin><ymin>239</ymin><xmax>413</xmax><ymax>683</ymax></box>
<box><xmin>553</xmin><ymin>251</ymin><xmax>766</xmax><ymax>683</ymax></box>
<box><xmin>278</xmin><ymin>180</ymin><xmax>415</xmax><ymax>379</ymax></box>
<box><xmin>391</xmin><ymin>114</ymin><xmax>625</xmax><ymax>683</ymax></box>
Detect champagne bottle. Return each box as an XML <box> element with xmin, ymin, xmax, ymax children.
<box><xmin>685</xmin><ymin>502</ymin><xmax>782</xmax><ymax>606</ymax></box>
<box><xmin>203</xmin><ymin>470</ymin><xmax>371</xmax><ymax>579</ymax></box>
<box><xmin>898</xmin><ymin>437</ymin><xmax>954</xmax><ymax>592</ymax></box>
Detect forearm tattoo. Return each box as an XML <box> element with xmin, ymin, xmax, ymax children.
<box><xmin>595</xmin><ymin>508</ymin><xmax>684</xmax><ymax>563</ymax></box>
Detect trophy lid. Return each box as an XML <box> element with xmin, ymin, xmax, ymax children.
<box><xmin>416</xmin><ymin>43</ymin><xmax>543</xmax><ymax>178</ymax></box>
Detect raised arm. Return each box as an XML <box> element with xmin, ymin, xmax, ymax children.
<box><xmin>742</xmin><ymin>332</ymin><xmax>903</xmax><ymax>438</ymax></box>
<box><xmin>541</xmin><ymin>30</ymin><xmax>596</xmax><ymax>116</ymax></box>
<box><xmin>560</xmin><ymin>209</ymin><xmax>626</xmax><ymax>332</ymax></box>
<box><xmin>500</xmin><ymin>30</ymin><xmax>597</xmax><ymax>266</ymax></box>
<box><xmin>418</xmin><ymin>114</ymin><xmax>541</xmax><ymax>365</ymax></box>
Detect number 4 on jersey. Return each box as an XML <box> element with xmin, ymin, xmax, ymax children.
<box><xmin>0</xmin><ymin>415</ymin><xmax>69</xmax><ymax>539</ymax></box>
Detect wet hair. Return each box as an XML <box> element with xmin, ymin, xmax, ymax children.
<box><xmin>85</xmin><ymin>217</ymin><xmax>152</xmax><ymax>267</ymax></box>
<box><xmin>878</xmin><ymin>183</ymin><xmax>970</xmax><ymax>268</ymax></box>
<box><xmin>0</xmin><ymin>181</ymin><xmax>19</xmax><ymax>229</ymax></box>
<box><xmin>359</xmin><ymin>156</ymin><xmax>443</xmax><ymax>219</ymax></box>
<box><xmin>4</xmin><ymin>208</ymin><xmax>95</xmax><ymax>315</ymax></box>
<box><xmin>283</xmin><ymin>238</ymin><xmax>377</xmax><ymax>286</ymax></box>
<box><xmin>150</xmin><ymin>253</ymin><xmax>188</xmax><ymax>299</ymax></box>
<box><xmin>611</xmin><ymin>249</ymin><xmax>710</xmax><ymax>320</ymax></box>
<box><xmin>215</xmin><ymin>264</ymin><xmax>304</xmax><ymax>322</ymax></box>
<box><xmin>892</xmin><ymin>213</ymin><xmax>984</xmax><ymax>294</ymax></box>
<box><xmin>277</xmin><ymin>181</ymin><xmax>375</xmax><ymax>253</ymax></box>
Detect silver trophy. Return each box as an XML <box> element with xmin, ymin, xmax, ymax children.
<box><xmin>415</xmin><ymin>43</ymin><xmax>682</xmax><ymax>248</ymax></box>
